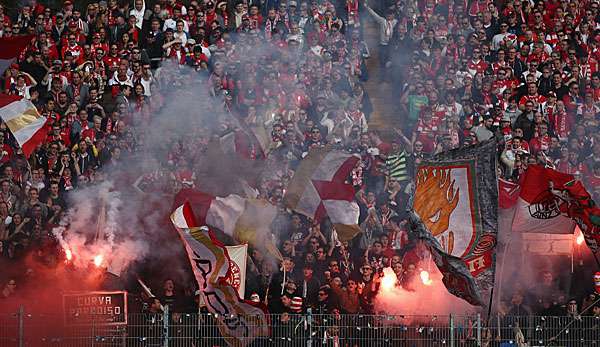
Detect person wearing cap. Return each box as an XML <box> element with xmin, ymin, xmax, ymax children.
<box><xmin>90</xmin><ymin>33</ymin><xmax>109</xmax><ymax>59</ymax></box>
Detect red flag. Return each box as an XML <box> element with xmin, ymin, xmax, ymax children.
<box><xmin>498</xmin><ymin>178</ymin><xmax>520</xmax><ymax>209</ymax></box>
<box><xmin>0</xmin><ymin>35</ymin><xmax>34</xmax><ymax>73</ymax></box>
<box><xmin>561</xmin><ymin>180</ymin><xmax>600</xmax><ymax>252</ymax></box>
<box><xmin>512</xmin><ymin>165</ymin><xmax>576</xmax><ymax>234</ymax></box>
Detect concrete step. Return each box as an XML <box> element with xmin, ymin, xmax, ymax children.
<box><xmin>361</xmin><ymin>17</ymin><xmax>402</xmax><ymax>134</ymax></box>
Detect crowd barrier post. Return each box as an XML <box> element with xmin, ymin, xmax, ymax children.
<box><xmin>307</xmin><ymin>308</ymin><xmax>313</xmax><ymax>347</ymax></box>
<box><xmin>476</xmin><ymin>313</ymin><xmax>482</xmax><ymax>346</ymax></box>
<box><xmin>18</xmin><ymin>305</ymin><xmax>24</xmax><ymax>347</ymax></box>
<box><xmin>162</xmin><ymin>305</ymin><xmax>169</xmax><ymax>347</ymax></box>
<box><xmin>449</xmin><ymin>314</ymin><xmax>455</xmax><ymax>347</ymax></box>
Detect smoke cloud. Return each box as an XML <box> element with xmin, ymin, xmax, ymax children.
<box><xmin>373</xmin><ymin>263</ymin><xmax>478</xmax><ymax>316</ymax></box>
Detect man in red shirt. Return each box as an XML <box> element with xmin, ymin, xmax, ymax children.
<box><xmin>0</xmin><ymin>133</ymin><xmax>13</xmax><ymax>165</ymax></box>
<box><xmin>61</xmin><ymin>33</ymin><xmax>85</xmax><ymax>65</ymax></box>
<box><xmin>519</xmin><ymin>82</ymin><xmax>546</xmax><ymax>109</ymax></box>
<box><xmin>467</xmin><ymin>47</ymin><xmax>488</xmax><ymax>76</ymax></box>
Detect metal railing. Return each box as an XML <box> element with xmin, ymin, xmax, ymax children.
<box><xmin>2</xmin><ymin>308</ymin><xmax>600</xmax><ymax>347</ymax></box>
<box><xmin>1</xmin><ymin>308</ymin><xmax>479</xmax><ymax>347</ymax></box>
<box><xmin>491</xmin><ymin>315</ymin><xmax>600</xmax><ymax>346</ymax></box>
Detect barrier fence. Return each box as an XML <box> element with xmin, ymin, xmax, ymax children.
<box><xmin>1</xmin><ymin>308</ymin><xmax>600</xmax><ymax>346</ymax></box>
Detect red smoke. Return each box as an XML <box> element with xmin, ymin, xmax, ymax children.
<box><xmin>373</xmin><ymin>262</ymin><xmax>477</xmax><ymax>316</ymax></box>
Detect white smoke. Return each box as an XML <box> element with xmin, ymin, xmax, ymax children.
<box><xmin>52</xmin><ymin>181</ymin><xmax>150</xmax><ymax>275</ymax></box>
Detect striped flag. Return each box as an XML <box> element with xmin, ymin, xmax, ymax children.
<box><xmin>0</xmin><ymin>35</ymin><xmax>33</xmax><ymax>74</ymax></box>
<box><xmin>171</xmin><ymin>203</ymin><xmax>267</xmax><ymax>346</ymax></box>
<box><xmin>385</xmin><ymin>150</ymin><xmax>409</xmax><ymax>182</ymax></box>
<box><xmin>283</xmin><ymin>147</ymin><xmax>361</xmax><ymax>241</ymax></box>
<box><xmin>0</xmin><ymin>95</ymin><xmax>47</xmax><ymax>157</ymax></box>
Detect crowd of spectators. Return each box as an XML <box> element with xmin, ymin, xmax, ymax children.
<box><xmin>0</xmin><ymin>0</ymin><xmax>599</xmax><ymax>336</ymax></box>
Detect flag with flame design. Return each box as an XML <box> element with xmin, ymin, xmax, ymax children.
<box><xmin>411</xmin><ymin>140</ymin><xmax>498</xmax><ymax>305</ymax></box>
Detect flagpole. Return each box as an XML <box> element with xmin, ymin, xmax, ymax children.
<box><xmin>485</xmin><ymin>286</ymin><xmax>494</xmax><ymax>326</ymax></box>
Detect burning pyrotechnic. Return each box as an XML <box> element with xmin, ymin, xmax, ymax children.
<box><xmin>575</xmin><ymin>228</ymin><xmax>584</xmax><ymax>245</ymax></box>
<box><xmin>93</xmin><ymin>254</ymin><xmax>104</xmax><ymax>267</ymax></box>
<box><xmin>380</xmin><ymin>267</ymin><xmax>397</xmax><ymax>291</ymax></box>
<box><xmin>420</xmin><ymin>271</ymin><xmax>433</xmax><ymax>286</ymax></box>
<box><xmin>65</xmin><ymin>249</ymin><xmax>73</xmax><ymax>261</ymax></box>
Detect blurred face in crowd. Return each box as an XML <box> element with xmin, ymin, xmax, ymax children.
<box><xmin>164</xmin><ymin>279</ymin><xmax>174</xmax><ymax>292</ymax></box>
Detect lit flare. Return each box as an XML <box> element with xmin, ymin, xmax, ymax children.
<box><xmin>93</xmin><ymin>254</ymin><xmax>104</xmax><ymax>267</ymax></box>
<box><xmin>576</xmin><ymin>228</ymin><xmax>584</xmax><ymax>246</ymax></box>
<box><xmin>420</xmin><ymin>271</ymin><xmax>433</xmax><ymax>286</ymax></box>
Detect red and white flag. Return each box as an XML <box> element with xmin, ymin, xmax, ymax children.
<box><xmin>0</xmin><ymin>95</ymin><xmax>47</xmax><ymax>157</ymax></box>
<box><xmin>225</xmin><ymin>244</ymin><xmax>248</xmax><ymax>298</ymax></box>
<box><xmin>512</xmin><ymin>165</ymin><xmax>576</xmax><ymax>234</ymax></box>
<box><xmin>173</xmin><ymin>188</ymin><xmax>282</xmax><ymax>259</ymax></box>
<box><xmin>283</xmin><ymin>147</ymin><xmax>361</xmax><ymax>241</ymax></box>
<box><xmin>0</xmin><ymin>35</ymin><xmax>33</xmax><ymax>73</ymax></box>
<box><xmin>171</xmin><ymin>203</ymin><xmax>267</xmax><ymax>347</ymax></box>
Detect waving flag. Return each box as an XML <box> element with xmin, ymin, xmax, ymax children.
<box><xmin>283</xmin><ymin>147</ymin><xmax>361</xmax><ymax>241</ymax></box>
<box><xmin>408</xmin><ymin>212</ymin><xmax>484</xmax><ymax>306</ymax></box>
<box><xmin>511</xmin><ymin>165</ymin><xmax>576</xmax><ymax>234</ymax></box>
<box><xmin>0</xmin><ymin>35</ymin><xmax>33</xmax><ymax>73</ymax></box>
<box><xmin>173</xmin><ymin>189</ymin><xmax>281</xmax><ymax>259</ymax></box>
<box><xmin>171</xmin><ymin>203</ymin><xmax>267</xmax><ymax>347</ymax></box>
<box><xmin>555</xmin><ymin>179</ymin><xmax>600</xmax><ymax>252</ymax></box>
<box><xmin>0</xmin><ymin>95</ymin><xmax>47</xmax><ymax>157</ymax></box>
<box><xmin>411</xmin><ymin>140</ymin><xmax>498</xmax><ymax>305</ymax></box>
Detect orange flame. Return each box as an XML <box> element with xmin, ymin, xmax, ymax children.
<box><xmin>93</xmin><ymin>254</ymin><xmax>104</xmax><ymax>267</ymax></box>
<box><xmin>65</xmin><ymin>249</ymin><xmax>73</xmax><ymax>261</ymax></box>
<box><xmin>575</xmin><ymin>228</ymin><xmax>584</xmax><ymax>246</ymax></box>
<box><xmin>420</xmin><ymin>271</ymin><xmax>433</xmax><ymax>286</ymax></box>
